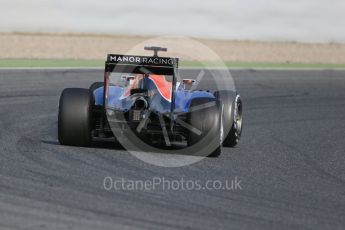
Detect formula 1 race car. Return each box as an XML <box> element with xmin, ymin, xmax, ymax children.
<box><xmin>58</xmin><ymin>47</ymin><xmax>242</xmax><ymax>157</ymax></box>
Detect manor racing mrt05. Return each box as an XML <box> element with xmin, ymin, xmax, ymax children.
<box><xmin>58</xmin><ymin>47</ymin><xmax>243</xmax><ymax>157</ymax></box>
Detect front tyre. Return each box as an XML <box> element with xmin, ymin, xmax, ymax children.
<box><xmin>58</xmin><ymin>88</ymin><xmax>93</xmax><ymax>146</ymax></box>
<box><xmin>89</xmin><ymin>82</ymin><xmax>104</xmax><ymax>92</ymax></box>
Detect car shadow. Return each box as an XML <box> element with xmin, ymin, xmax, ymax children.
<box><xmin>41</xmin><ymin>139</ymin><xmax>212</xmax><ymax>157</ymax></box>
<box><xmin>41</xmin><ymin>139</ymin><xmax>126</xmax><ymax>150</ymax></box>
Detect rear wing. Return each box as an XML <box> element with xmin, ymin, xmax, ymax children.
<box><xmin>103</xmin><ymin>54</ymin><xmax>179</xmax><ymax>119</ymax></box>
<box><xmin>105</xmin><ymin>54</ymin><xmax>179</xmax><ymax>75</ymax></box>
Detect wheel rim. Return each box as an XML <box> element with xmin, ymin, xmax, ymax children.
<box><xmin>220</xmin><ymin>104</ymin><xmax>224</xmax><ymax>145</ymax></box>
<box><xmin>234</xmin><ymin>96</ymin><xmax>243</xmax><ymax>137</ymax></box>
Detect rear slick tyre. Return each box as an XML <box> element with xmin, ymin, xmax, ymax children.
<box><xmin>58</xmin><ymin>88</ymin><xmax>93</xmax><ymax>146</ymax></box>
<box><xmin>188</xmin><ymin>98</ymin><xmax>222</xmax><ymax>157</ymax></box>
<box><xmin>224</xmin><ymin>95</ymin><xmax>243</xmax><ymax>147</ymax></box>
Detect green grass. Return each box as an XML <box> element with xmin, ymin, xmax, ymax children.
<box><xmin>183</xmin><ymin>60</ymin><xmax>345</xmax><ymax>69</ymax></box>
<box><xmin>0</xmin><ymin>59</ymin><xmax>105</xmax><ymax>68</ymax></box>
<box><xmin>1</xmin><ymin>59</ymin><xmax>345</xmax><ymax>69</ymax></box>
<box><xmin>223</xmin><ymin>62</ymin><xmax>345</xmax><ymax>69</ymax></box>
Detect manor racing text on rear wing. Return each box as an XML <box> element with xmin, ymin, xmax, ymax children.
<box><xmin>105</xmin><ymin>54</ymin><xmax>179</xmax><ymax>75</ymax></box>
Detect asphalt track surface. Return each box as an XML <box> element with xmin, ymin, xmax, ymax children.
<box><xmin>0</xmin><ymin>68</ymin><xmax>344</xmax><ymax>230</ymax></box>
